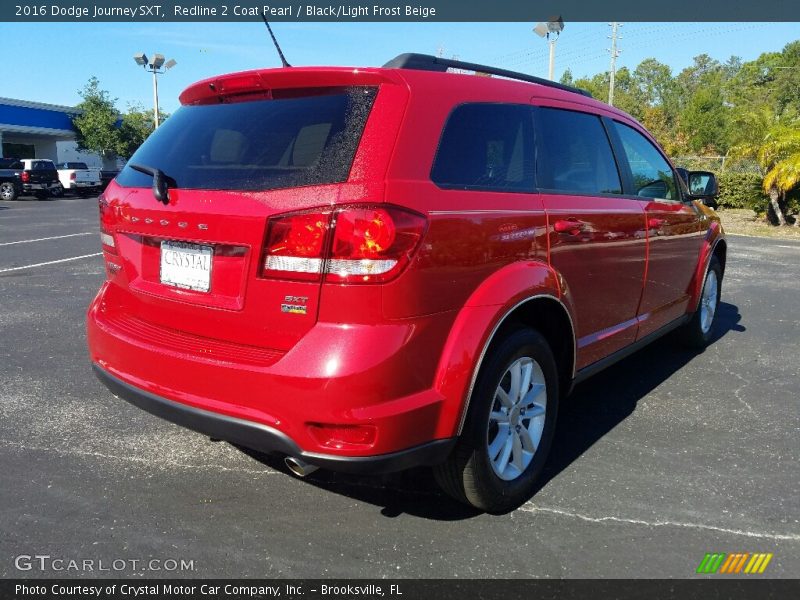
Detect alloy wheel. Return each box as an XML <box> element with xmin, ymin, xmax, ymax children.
<box><xmin>700</xmin><ymin>270</ymin><xmax>718</xmax><ymax>334</ymax></box>
<box><xmin>486</xmin><ymin>356</ymin><xmax>547</xmax><ymax>481</ymax></box>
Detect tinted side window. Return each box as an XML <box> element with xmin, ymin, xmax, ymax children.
<box><xmin>613</xmin><ymin>122</ymin><xmax>678</xmax><ymax>200</ymax></box>
<box><xmin>431</xmin><ymin>104</ymin><xmax>534</xmax><ymax>192</ymax></box>
<box><xmin>535</xmin><ymin>107</ymin><xmax>621</xmax><ymax>195</ymax></box>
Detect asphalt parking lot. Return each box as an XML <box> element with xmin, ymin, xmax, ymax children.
<box><xmin>1</xmin><ymin>195</ymin><xmax>798</xmax><ymax>579</ymax></box>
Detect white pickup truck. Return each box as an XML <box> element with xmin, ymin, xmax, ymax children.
<box><xmin>56</xmin><ymin>162</ymin><xmax>101</xmax><ymax>196</ymax></box>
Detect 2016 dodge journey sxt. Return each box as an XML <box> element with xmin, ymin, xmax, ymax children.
<box><xmin>87</xmin><ymin>53</ymin><xmax>725</xmax><ymax>512</ymax></box>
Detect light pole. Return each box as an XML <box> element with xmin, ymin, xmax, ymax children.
<box><xmin>133</xmin><ymin>52</ymin><xmax>176</xmax><ymax>129</ymax></box>
<box><xmin>534</xmin><ymin>16</ymin><xmax>564</xmax><ymax>81</ymax></box>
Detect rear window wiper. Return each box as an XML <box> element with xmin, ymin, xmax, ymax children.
<box><xmin>129</xmin><ymin>163</ymin><xmax>175</xmax><ymax>205</ymax></box>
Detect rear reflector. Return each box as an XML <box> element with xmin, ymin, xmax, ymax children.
<box><xmin>307</xmin><ymin>423</ymin><xmax>377</xmax><ymax>450</ymax></box>
<box><xmin>261</xmin><ymin>205</ymin><xmax>426</xmax><ymax>284</ymax></box>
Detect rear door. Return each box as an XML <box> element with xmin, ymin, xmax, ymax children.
<box><xmin>608</xmin><ymin>120</ymin><xmax>705</xmax><ymax>337</ymax></box>
<box><xmin>102</xmin><ymin>84</ymin><xmax>383</xmax><ymax>352</ymax></box>
<box><xmin>534</xmin><ymin>106</ymin><xmax>647</xmax><ymax>369</ymax></box>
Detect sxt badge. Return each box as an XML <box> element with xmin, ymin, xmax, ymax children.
<box><xmin>281</xmin><ymin>295</ymin><xmax>308</xmax><ymax>315</ymax></box>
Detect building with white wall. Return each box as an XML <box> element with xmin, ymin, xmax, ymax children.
<box><xmin>0</xmin><ymin>97</ymin><xmax>118</xmax><ymax>169</ymax></box>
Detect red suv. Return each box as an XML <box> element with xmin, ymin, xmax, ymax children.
<box><xmin>87</xmin><ymin>54</ymin><xmax>725</xmax><ymax>512</ymax></box>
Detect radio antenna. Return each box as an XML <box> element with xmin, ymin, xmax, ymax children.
<box><xmin>261</xmin><ymin>12</ymin><xmax>291</xmax><ymax>68</ymax></box>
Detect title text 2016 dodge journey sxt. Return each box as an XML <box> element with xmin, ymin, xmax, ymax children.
<box><xmin>87</xmin><ymin>54</ymin><xmax>725</xmax><ymax>512</ymax></box>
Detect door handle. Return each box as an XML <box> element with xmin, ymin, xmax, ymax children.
<box><xmin>554</xmin><ymin>218</ymin><xmax>586</xmax><ymax>234</ymax></box>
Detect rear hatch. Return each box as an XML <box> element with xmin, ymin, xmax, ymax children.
<box><xmin>100</xmin><ymin>67</ymin><xmax>406</xmax><ymax>353</ymax></box>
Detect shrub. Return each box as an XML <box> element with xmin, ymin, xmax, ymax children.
<box><xmin>717</xmin><ymin>171</ymin><xmax>767</xmax><ymax>212</ymax></box>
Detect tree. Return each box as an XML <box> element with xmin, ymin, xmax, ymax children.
<box><xmin>117</xmin><ymin>103</ymin><xmax>167</xmax><ymax>159</ymax></box>
<box><xmin>633</xmin><ymin>58</ymin><xmax>675</xmax><ymax>107</ymax></box>
<box><xmin>773</xmin><ymin>41</ymin><xmax>800</xmax><ymax>116</ymax></box>
<box><xmin>760</xmin><ymin>124</ymin><xmax>800</xmax><ymax>226</ymax></box>
<box><xmin>72</xmin><ymin>77</ymin><xmax>120</xmax><ymax>160</ymax></box>
<box><xmin>71</xmin><ymin>79</ymin><xmax>167</xmax><ymax>161</ymax></box>
<box><xmin>680</xmin><ymin>86</ymin><xmax>730</xmax><ymax>153</ymax></box>
<box><xmin>730</xmin><ymin>109</ymin><xmax>800</xmax><ymax>225</ymax></box>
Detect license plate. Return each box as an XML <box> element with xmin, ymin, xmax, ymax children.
<box><xmin>160</xmin><ymin>241</ymin><xmax>213</xmax><ymax>292</ymax></box>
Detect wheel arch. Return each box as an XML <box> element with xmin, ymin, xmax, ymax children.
<box><xmin>689</xmin><ymin>229</ymin><xmax>726</xmax><ymax>312</ymax></box>
<box><xmin>713</xmin><ymin>237</ymin><xmax>727</xmax><ymax>278</ymax></box>
<box><xmin>490</xmin><ymin>296</ymin><xmax>576</xmax><ymax>406</ymax></box>
<box><xmin>432</xmin><ymin>260</ymin><xmax>577</xmax><ymax>439</ymax></box>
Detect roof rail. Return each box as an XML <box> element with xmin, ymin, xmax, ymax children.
<box><xmin>382</xmin><ymin>53</ymin><xmax>592</xmax><ymax>98</ymax></box>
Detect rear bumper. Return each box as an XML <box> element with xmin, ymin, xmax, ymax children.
<box><xmin>87</xmin><ymin>282</ymin><xmax>461</xmax><ymax>469</ymax></box>
<box><xmin>93</xmin><ymin>363</ymin><xmax>455</xmax><ymax>474</ymax></box>
<box><xmin>23</xmin><ymin>182</ymin><xmax>59</xmax><ymax>192</ymax></box>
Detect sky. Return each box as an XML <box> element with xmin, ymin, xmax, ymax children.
<box><xmin>4</xmin><ymin>21</ymin><xmax>799</xmax><ymax>113</ymax></box>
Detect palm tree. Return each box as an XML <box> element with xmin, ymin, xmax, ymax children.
<box><xmin>760</xmin><ymin>125</ymin><xmax>800</xmax><ymax>226</ymax></box>
<box><xmin>730</xmin><ymin>110</ymin><xmax>800</xmax><ymax>225</ymax></box>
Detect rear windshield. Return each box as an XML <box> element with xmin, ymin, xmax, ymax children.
<box><xmin>62</xmin><ymin>162</ymin><xmax>89</xmax><ymax>170</ymax></box>
<box><xmin>116</xmin><ymin>87</ymin><xmax>377</xmax><ymax>192</ymax></box>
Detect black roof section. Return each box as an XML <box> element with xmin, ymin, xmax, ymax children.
<box><xmin>383</xmin><ymin>53</ymin><xmax>592</xmax><ymax>98</ymax></box>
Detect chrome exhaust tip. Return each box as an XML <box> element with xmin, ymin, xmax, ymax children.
<box><xmin>284</xmin><ymin>456</ymin><xmax>319</xmax><ymax>478</ymax></box>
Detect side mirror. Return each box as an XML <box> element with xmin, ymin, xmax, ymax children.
<box><xmin>687</xmin><ymin>171</ymin><xmax>719</xmax><ymax>206</ymax></box>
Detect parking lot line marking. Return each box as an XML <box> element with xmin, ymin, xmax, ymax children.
<box><xmin>0</xmin><ymin>253</ymin><xmax>102</xmax><ymax>273</ymax></box>
<box><xmin>520</xmin><ymin>505</ymin><xmax>800</xmax><ymax>541</ymax></box>
<box><xmin>0</xmin><ymin>439</ymin><xmax>282</xmax><ymax>475</ymax></box>
<box><xmin>0</xmin><ymin>232</ymin><xmax>94</xmax><ymax>246</ymax></box>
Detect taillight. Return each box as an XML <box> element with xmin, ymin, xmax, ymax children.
<box><xmin>100</xmin><ymin>229</ymin><xmax>116</xmax><ymax>253</ymax></box>
<box><xmin>70</xmin><ymin>172</ymin><xmax>77</xmax><ymax>181</ymax></box>
<box><xmin>21</xmin><ymin>171</ymin><xmax>30</xmax><ymax>183</ymax></box>
<box><xmin>261</xmin><ymin>210</ymin><xmax>332</xmax><ymax>281</ymax></box>
<box><xmin>327</xmin><ymin>207</ymin><xmax>426</xmax><ymax>283</ymax></box>
<box><xmin>261</xmin><ymin>205</ymin><xmax>426</xmax><ymax>284</ymax></box>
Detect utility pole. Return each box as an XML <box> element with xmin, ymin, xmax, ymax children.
<box><xmin>607</xmin><ymin>22</ymin><xmax>622</xmax><ymax>106</ymax></box>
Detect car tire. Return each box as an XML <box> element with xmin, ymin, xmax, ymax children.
<box><xmin>434</xmin><ymin>327</ymin><xmax>559</xmax><ymax>513</ymax></box>
<box><xmin>51</xmin><ymin>184</ymin><xmax>64</xmax><ymax>198</ymax></box>
<box><xmin>0</xmin><ymin>182</ymin><xmax>17</xmax><ymax>201</ymax></box>
<box><xmin>679</xmin><ymin>255</ymin><xmax>722</xmax><ymax>348</ymax></box>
